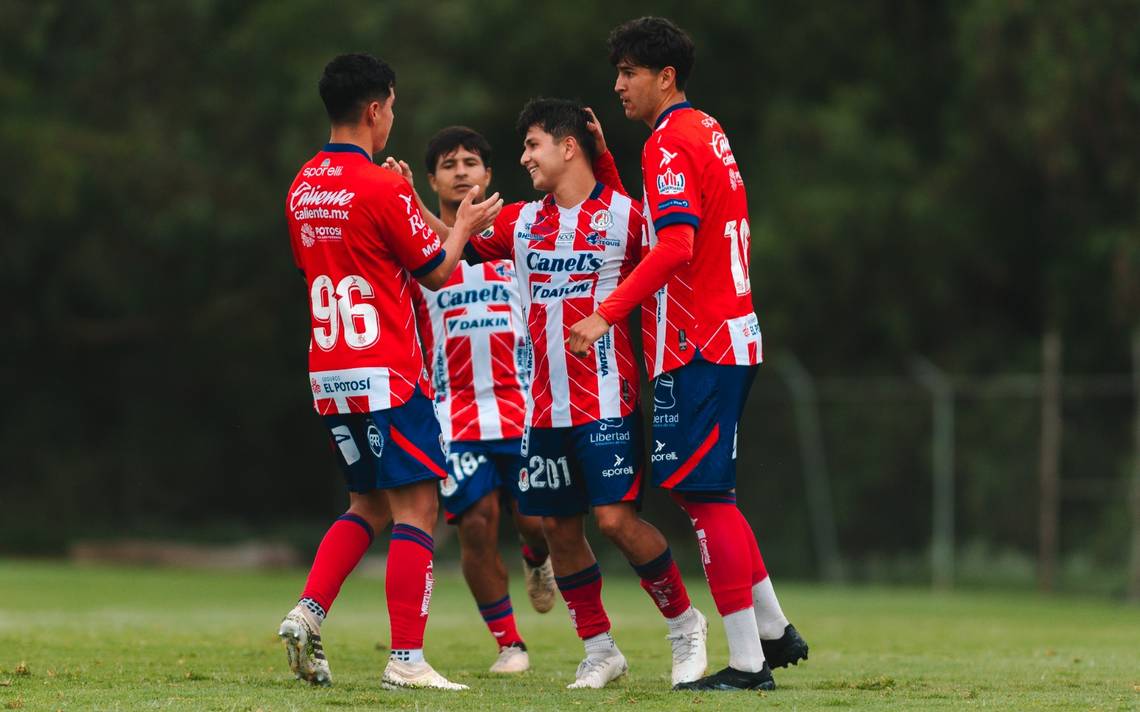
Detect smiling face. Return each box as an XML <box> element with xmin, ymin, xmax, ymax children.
<box><xmin>428</xmin><ymin>146</ymin><xmax>491</xmax><ymax>206</ymax></box>
<box><xmin>614</xmin><ymin>60</ymin><xmax>663</xmax><ymax>125</ymax></box>
<box><xmin>519</xmin><ymin>125</ymin><xmax>568</xmax><ymax>193</ymax></box>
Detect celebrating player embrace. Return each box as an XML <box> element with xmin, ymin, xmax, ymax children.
<box><xmin>465</xmin><ymin>99</ymin><xmax>710</xmax><ymax>690</ymax></box>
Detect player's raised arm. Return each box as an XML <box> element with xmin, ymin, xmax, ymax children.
<box><xmin>416</xmin><ymin>184</ymin><xmax>503</xmax><ymax>290</ymax></box>
<box><xmin>584</xmin><ymin>107</ymin><xmax>627</xmax><ymax>195</ymax></box>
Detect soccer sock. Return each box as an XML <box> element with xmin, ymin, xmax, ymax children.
<box><xmin>583</xmin><ymin>630</ymin><xmax>618</xmax><ymax>658</ymax></box>
<box><xmin>630</xmin><ymin>547</ymin><xmax>693</xmax><ymax>620</ymax></box>
<box><xmin>722</xmin><ymin>608</ymin><xmax>766</xmax><ymax>672</ymax></box>
<box><xmin>299</xmin><ymin>513</ymin><xmax>374</xmax><ymax>614</ymax></box>
<box><xmin>386</xmin><ymin>523</ymin><xmax>435</xmax><ymax>653</ymax></box>
<box><xmin>521</xmin><ymin>543</ymin><xmax>549</xmax><ymax>567</ymax></box>
<box><xmin>477</xmin><ymin>595</ymin><xmax>525</xmax><ymax>648</ymax></box>
<box><xmin>555</xmin><ymin>563</ymin><xmax>611</xmax><ymax>640</ymax></box>
<box><xmin>670</xmin><ymin>492</ymin><xmax>753</xmax><ymax>616</ymax></box>
<box><xmin>740</xmin><ymin>515</ymin><xmax>790</xmax><ymax>639</ymax></box>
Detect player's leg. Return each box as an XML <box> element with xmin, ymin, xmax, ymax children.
<box><xmin>498</xmin><ymin>449</ymin><xmax>555</xmax><ymax>614</ymax></box>
<box><xmin>575</xmin><ymin>413</ymin><xmax>707</xmax><ymax>686</ymax></box>
<box><xmin>743</xmin><ymin>515</ymin><xmax>809</xmax><ymax>668</ymax></box>
<box><xmin>279</xmin><ymin>414</ymin><xmax>392</xmax><ymax>686</ymax></box>
<box><xmin>653</xmin><ymin>359</ymin><xmax>803</xmax><ymax>690</ymax></box>
<box><xmin>377</xmin><ymin>390</ymin><xmax>468</xmax><ymax>691</ymax></box>
<box><xmin>517</xmin><ymin>427</ymin><xmax>626</xmax><ymax>689</ymax></box>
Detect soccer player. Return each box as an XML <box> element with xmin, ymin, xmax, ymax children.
<box><xmin>464</xmin><ymin>98</ymin><xmax>709</xmax><ymax>690</ymax></box>
<box><xmin>568</xmin><ymin>17</ymin><xmax>810</xmax><ymax>691</ymax></box>
<box><xmin>279</xmin><ymin>53</ymin><xmax>501</xmax><ymax>691</ymax></box>
<box><xmin>410</xmin><ymin>126</ymin><xmax>557</xmax><ymax>674</ymax></box>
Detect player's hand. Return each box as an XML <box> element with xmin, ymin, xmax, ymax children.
<box><xmin>584</xmin><ymin>107</ymin><xmax>607</xmax><ymax>156</ymax></box>
<box><xmin>567</xmin><ymin>312</ymin><xmax>610</xmax><ymax>357</ymax></box>
<box><xmin>456</xmin><ymin>184</ymin><xmax>503</xmax><ymax>234</ymax></box>
<box><xmin>382</xmin><ymin>156</ymin><xmax>414</xmax><ymax>183</ymax></box>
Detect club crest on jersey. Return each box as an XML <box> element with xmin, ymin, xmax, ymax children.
<box><xmin>657</xmin><ymin>168</ymin><xmax>686</xmax><ymax>195</ymax></box>
<box><xmin>366</xmin><ymin>424</ymin><xmax>384</xmax><ymax>457</ymax></box>
<box><xmin>589</xmin><ymin>209</ymin><xmax>613</xmax><ymax>231</ymax></box>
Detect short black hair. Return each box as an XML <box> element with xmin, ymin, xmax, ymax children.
<box><xmin>515</xmin><ymin>98</ymin><xmax>598</xmax><ymax>163</ymax></box>
<box><xmin>318</xmin><ymin>53</ymin><xmax>396</xmax><ymax>125</ymax></box>
<box><xmin>607</xmin><ymin>16</ymin><xmax>695</xmax><ymax>90</ymax></box>
<box><xmin>424</xmin><ymin>126</ymin><xmax>493</xmax><ymax>175</ymax></box>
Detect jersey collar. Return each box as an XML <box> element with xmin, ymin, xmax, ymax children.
<box><xmin>654</xmin><ymin>101</ymin><xmax>692</xmax><ymax>129</ymax></box>
<box><xmin>322</xmin><ymin>142</ymin><xmax>372</xmax><ymax>161</ymax></box>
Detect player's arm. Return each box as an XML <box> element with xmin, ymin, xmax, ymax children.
<box><xmin>417</xmin><ymin>185</ymin><xmax>503</xmax><ymax>290</ymax></box>
<box><xmin>585</xmin><ymin>107</ymin><xmax>627</xmax><ymax>195</ymax></box>
<box><xmin>462</xmin><ymin>203</ymin><xmax>519</xmax><ymax>265</ymax></box>
<box><xmin>381</xmin><ymin>156</ymin><xmax>503</xmax><ymax>246</ymax></box>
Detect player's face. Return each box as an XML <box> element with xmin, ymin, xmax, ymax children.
<box><xmin>372</xmin><ymin>90</ymin><xmax>396</xmax><ymax>149</ymax></box>
<box><xmin>429</xmin><ymin>147</ymin><xmax>491</xmax><ymax>205</ymax></box>
<box><xmin>614</xmin><ymin>61</ymin><xmax>660</xmax><ymax>124</ymax></box>
<box><xmin>520</xmin><ymin>126</ymin><xmax>565</xmax><ymax>193</ymax></box>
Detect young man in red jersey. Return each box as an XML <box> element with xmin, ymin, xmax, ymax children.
<box><xmin>410</xmin><ymin>127</ymin><xmax>557</xmax><ymax>674</ymax></box>
<box><xmin>463</xmin><ymin>99</ymin><xmax>709</xmax><ymax>690</ymax></box>
<box><xmin>280</xmin><ymin>53</ymin><xmax>501</xmax><ymax>691</ymax></box>
<box><xmin>569</xmin><ymin>17</ymin><xmax>810</xmax><ymax>691</ymax></box>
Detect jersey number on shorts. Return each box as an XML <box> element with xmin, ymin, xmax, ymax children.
<box><xmin>526</xmin><ymin>455</ymin><xmax>572</xmax><ymax>489</ymax></box>
<box><xmin>311</xmin><ymin>274</ymin><xmax>380</xmax><ymax>350</ymax></box>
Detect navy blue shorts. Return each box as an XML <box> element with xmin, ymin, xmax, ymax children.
<box><xmin>650</xmin><ymin>355</ymin><xmax>758</xmax><ymax>492</ymax></box>
<box><xmin>321</xmin><ymin>388</ymin><xmax>447</xmax><ymax>492</ymax></box>
<box><xmin>516</xmin><ymin>412</ymin><xmax>644</xmax><ymax>517</ymax></box>
<box><xmin>439</xmin><ymin>438</ymin><xmax>524</xmax><ymax>523</ymax></box>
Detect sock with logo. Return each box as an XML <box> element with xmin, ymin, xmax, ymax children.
<box><xmin>387</xmin><ymin>523</ymin><xmax>435</xmax><ymax>650</ymax></box>
<box><xmin>740</xmin><ymin>517</ymin><xmax>790</xmax><ymax>639</ymax></box>
<box><xmin>670</xmin><ymin>492</ymin><xmax>753</xmax><ymax>616</ymax></box>
<box><xmin>477</xmin><ymin>595</ymin><xmax>525</xmax><ymax>648</ymax></box>
<box><xmin>521</xmin><ymin>543</ymin><xmax>549</xmax><ymax>567</ymax></box>
<box><xmin>299</xmin><ymin>514</ymin><xmax>374</xmax><ymax>614</ymax></box>
<box><xmin>555</xmin><ymin>563</ymin><xmax>611</xmax><ymax>640</ymax></box>
<box><xmin>630</xmin><ymin>547</ymin><xmax>692</xmax><ymax>620</ymax></box>
<box><xmin>583</xmin><ymin>630</ymin><xmax>618</xmax><ymax>659</ymax></box>
<box><xmin>389</xmin><ymin>648</ymin><xmax>425</xmax><ymax>664</ymax></box>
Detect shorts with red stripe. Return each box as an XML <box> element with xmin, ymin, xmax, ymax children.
<box><xmin>650</xmin><ymin>353</ymin><xmax>758</xmax><ymax>492</ymax></box>
<box><xmin>516</xmin><ymin>411</ymin><xmax>644</xmax><ymax>517</ymax></box>
<box><xmin>322</xmin><ymin>387</ymin><xmax>447</xmax><ymax>492</ymax></box>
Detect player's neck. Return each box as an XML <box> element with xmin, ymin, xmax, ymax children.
<box><xmin>550</xmin><ymin>166</ymin><xmax>597</xmax><ymax>209</ymax></box>
<box><xmin>327</xmin><ymin>125</ymin><xmax>376</xmax><ymax>158</ymax></box>
<box><xmin>437</xmin><ymin>201</ymin><xmax>459</xmax><ymax>227</ymax></box>
<box><xmin>647</xmin><ymin>91</ymin><xmax>688</xmax><ymax>127</ymax></box>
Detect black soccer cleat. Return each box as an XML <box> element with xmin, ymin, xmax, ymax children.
<box><xmin>673</xmin><ymin>663</ymin><xmax>776</xmax><ymax>691</ymax></box>
<box><xmin>762</xmin><ymin>623</ymin><xmax>809</xmax><ymax>669</ymax></box>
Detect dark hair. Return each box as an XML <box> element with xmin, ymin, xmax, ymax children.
<box><xmin>318</xmin><ymin>53</ymin><xmax>396</xmax><ymax>125</ymax></box>
<box><xmin>515</xmin><ymin>98</ymin><xmax>598</xmax><ymax>163</ymax></box>
<box><xmin>424</xmin><ymin>126</ymin><xmax>493</xmax><ymax>175</ymax></box>
<box><xmin>607</xmin><ymin>16</ymin><xmax>695</xmax><ymax>90</ymax></box>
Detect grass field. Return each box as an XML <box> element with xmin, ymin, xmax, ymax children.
<box><xmin>0</xmin><ymin>560</ymin><xmax>1137</xmax><ymax>711</ymax></box>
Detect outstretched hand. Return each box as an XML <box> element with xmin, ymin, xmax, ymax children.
<box><xmin>456</xmin><ymin>185</ymin><xmax>503</xmax><ymax>234</ymax></box>
<box><xmin>584</xmin><ymin>107</ymin><xmax>607</xmax><ymax>156</ymax></box>
<box><xmin>382</xmin><ymin>156</ymin><xmax>414</xmax><ymax>183</ymax></box>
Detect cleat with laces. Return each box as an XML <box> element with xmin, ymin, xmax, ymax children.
<box><xmin>489</xmin><ymin>642</ymin><xmax>530</xmax><ymax>673</ymax></box>
<box><xmin>522</xmin><ymin>555</ymin><xmax>556</xmax><ymax>613</ymax></box>
<box><xmin>278</xmin><ymin>605</ymin><xmax>331</xmax><ymax>686</ymax></box>
<box><xmin>382</xmin><ymin>659</ymin><xmax>469</xmax><ymax>690</ymax></box>
<box><xmin>667</xmin><ymin>608</ymin><xmax>708</xmax><ymax>686</ymax></box>
<box><xmin>674</xmin><ymin>663</ymin><xmax>775</xmax><ymax>691</ymax></box>
<box><xmin>566</xmin><ymin>650</ymin><xmax>628</xmax><ymax>689</ymax></box>
<box><xmin>762</xmin><ymin>623</ymin><xmax>809</xmax><ymax>669</ymax></box>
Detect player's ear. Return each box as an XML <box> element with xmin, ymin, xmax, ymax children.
<box><xmin>364</xmin><ymin>100</ymin><xmax>381</xmax><ymax>126</ymax></box>
<box><xmin>658</xmin><ymin>66</ymin><xmax>676</xmax><ymax>92</ymax></box>
<box><xmin>562</xmin><ymin>136</ymin><xmax>577</xmax><ymax>162</ymax></box>
<box><xmin>427</xmin><ymin>171</ymin><xmax>439</xmax><ymax>193</ymax></box>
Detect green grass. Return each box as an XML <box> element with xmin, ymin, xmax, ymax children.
<box><xmin>0</xmin><ymin>560</ymin><xmax>1137</xmax><ymax>711</ymax></box>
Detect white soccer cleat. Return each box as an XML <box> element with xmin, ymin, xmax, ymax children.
<box><xmin>667</xmin><ymin>608</ymin><xmax>708</xmax><ymax>686</ymax></box>
<box><xmin>523</xmin><ymin>555</ymin><xmax>557</xmax><ymax>613</ymax></box>
<box><xmin>566</xmin><ymin>650</ymin><xmax>629</xmax><ymax>689</ymax></box>
<box><xmin>382</xmin><ymin>659</ymin><xmax>469</xmax><ymax>690</ymax></box>
<box><xmin>489</xmin><ymin>643</ymin><xmax>530</xmax><ymax>673</ymax></box>
<box><xmin>277</xmin><ymin>605</ymin><xmax>332</xmax><ymax>686</ymax></box>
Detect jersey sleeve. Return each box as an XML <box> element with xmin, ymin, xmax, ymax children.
<box><xmin>593</xmin><ymin>150</ymin><xmax>627</xmax><ymax>196</ymax></box>
<box><xmin>375</xmin><ymin>179</ymin><xmax>446</xmax><ymax>278</ymax></box>
<box><xmin>465</xmin><ymin>201</ymin><xmax>521</xmax><ymax>263</ymax></box>
<box><xmin>642</xmin><ymin>133</ymin><xmax>702</xmax><ymax>233</ymax></box>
